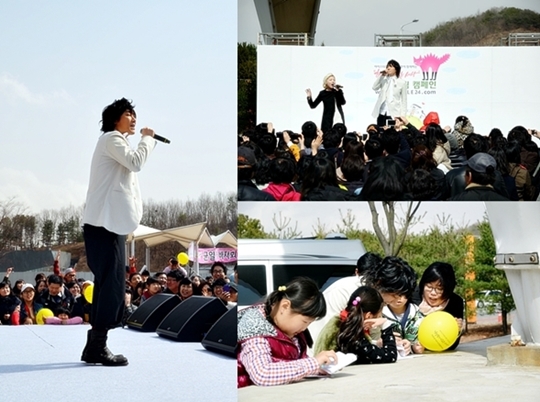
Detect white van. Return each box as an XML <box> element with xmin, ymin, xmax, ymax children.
<box><xmin>237</xmin><ymin>238</ymin><xmax>366</xmax><ymax>307</ymax></box>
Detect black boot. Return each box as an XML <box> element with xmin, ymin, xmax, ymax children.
<box><xmin>80</xmin><ymin>329</ymin><xmax>92</xmax><ymax>362</ymax></box>
<box><xmin>81</xmin><ymin>329</ymin><xmax>128</xmax><ymax>366</ymax></box>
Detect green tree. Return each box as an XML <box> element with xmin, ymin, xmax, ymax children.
<box><xmin>238</xmin><ymin>42</ymin><xmax>257</xmax><ymax>133</ymax></box>
<box><xmin>41</xmin><ymin>219</ymin><xmax>55</xmax><ymax>247</ymax></box>
<box><xmin>472</xmin><ymin>219</ymin><xmax>514</xmax><ymax>333</ymax></box>
<box><xmin>238</xmin><ymin>214</ymin><xmax>274</xmax><ymax>239</ymax></box>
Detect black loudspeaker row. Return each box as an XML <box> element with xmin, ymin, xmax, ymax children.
<box><xmin>126</xmin><ymin>294</ymin><xmax>237</xmax><ymax>357</ymax></box>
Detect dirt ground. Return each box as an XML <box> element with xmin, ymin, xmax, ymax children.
<box><xmin>461</xmin><ymin>323</ymin><xmax>508</xmax><ymax>343</ymax></box>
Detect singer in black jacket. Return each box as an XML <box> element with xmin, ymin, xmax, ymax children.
<box><xmin>306</xmin><ymin>73</ymin><xmax>346</xmax><ymax>134</ymax></box>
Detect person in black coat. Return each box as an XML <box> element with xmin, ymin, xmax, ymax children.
<box><xmin>306</xmin><ymin>73</ymin><xmax>346</xmax><ymax>133</ymax></box>
<box><xmin>238</xmin><ymin>146</ymin><xmax>276</xmax><ymax>201</ymax></box>
<box><xmin>0</xmin><ymin>281</ymin><xmax>21</xmax><ymax>325</ymax></box>
<box><xmin>448</xmin><ymin>153</ymin><xmax>509</xmax><ymax>201</ymax></box>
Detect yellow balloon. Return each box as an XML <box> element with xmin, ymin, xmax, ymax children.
<box><xmin>406</xmin><ymin>115</ymin><xmax>423</xmax><ymax>129</ymax></box>
<box><xmin>83</xmin><ymin>284</ymin><xmax>94</xmax><ymax>304</ymax></box>
<box><xmin>418</xmin><ymin>311</ymin><xmax>459</xmax><ymax>352</ymax></box>
<box><xmin>177</xmin><ymin>252</ymin><xmax>189</xmax><ymax>266</ymax></box>
<box><xmin>36</xmin><ymin>308</ymin><xmax>54</xmax><ymax>325</ymax></box>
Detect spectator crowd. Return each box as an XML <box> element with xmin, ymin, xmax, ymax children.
<box><xmin>238</xmin><ymin>114</ymin><xmax>540</xmax><ymax>201</ymax></box>
<box><xmin>0</xmin><ymin>256</ymin><xmax>237</xmax><ymax>327</ymax></box>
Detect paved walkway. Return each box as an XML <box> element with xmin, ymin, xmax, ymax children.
<box><xmin>239</xmin><ymin>336</ymin><xmax>540</xmax><ymax>402</ymax></box>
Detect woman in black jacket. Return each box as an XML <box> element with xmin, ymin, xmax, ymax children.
<box><xmin>306</xmin><ymin>73</ymin><xmax>346</xmax><ymax>133</ymax></box>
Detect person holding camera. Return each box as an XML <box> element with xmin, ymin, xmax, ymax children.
<box><xmin>372</xmin><ymin>60</ymin><xmax>408</xmax><ymax>128</ymax></box>
<box><xmin>306</xmin><ymin>73</ymin><xmax>346</xmax><ymax>134</ymax></box>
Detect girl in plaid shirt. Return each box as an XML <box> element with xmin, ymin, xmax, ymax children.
<box><xmin>238</xmin><ymin>277</ymin><xmax>338</xmax><ymax>387</ymax></box>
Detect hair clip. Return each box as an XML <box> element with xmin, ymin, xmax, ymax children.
<box><xmin>278</xmin><ymin>286</ymin><xmax>287</xmax><ymax>292</ymax></box>
<box><xmin>339</xmin><ymin>309</ymin><xmax>349</xmax><ymax>322</ymax></box>
<box><xmin>352</xmin><ymin>296</ymin><xmax>361</xmax><ymax>306</ymax></box>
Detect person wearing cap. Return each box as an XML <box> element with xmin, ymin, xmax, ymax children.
<box><xmin>449</xmin><ymin>153</ymin><xmax>509</xmax><ymax>201</ymax></box>
<box><xmin>445</xmin><ymin>134</ymin><xmax>510</xmax><ymax>199</ymax></box>
<box><xmin>238</xmin><ymin>146</ymin><xmax>276</xmax><ymax>201</ymax></box>
<box><xmin>19</xmin><ymin>283</ymin><xmax>43</xmax><ymax>325</ymax></box>
<box><xmin>63</xmin><ymin>268</ymin><xmax>77</xmax><ymax>285</ymax></box>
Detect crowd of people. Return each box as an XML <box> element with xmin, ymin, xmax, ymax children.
<box><xmin>237</xmin><ymin>252</ymin><xmax>464</xmax><ymax>387</ymax></box>
<box><xmin>238</xmin><ymin>114</ymin><xmax>540</xmax><ymax>201</ymax></box>
<box><xmin>0</xmin><ymin>259</ymin><xmax>237</xmax><ymax>327</ymax></box>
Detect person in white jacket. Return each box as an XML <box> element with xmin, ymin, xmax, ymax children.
<box><xmin>372</xmin><ymin>59</ymin><xmax>408</xmax><ymax>128</ymax></box>
<box><xmin>81</xmin><ymin>98</ymin><xmax>156</xmax><ymax>366</ymax></box>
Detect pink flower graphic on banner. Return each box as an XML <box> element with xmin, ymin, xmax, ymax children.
<box><xmin>413</xmin><ymin>53</ymin><xmax>450</xmax><ymax>81</ymax></box>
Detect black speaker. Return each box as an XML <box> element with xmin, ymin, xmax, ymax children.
<box><xmin>201</xmin><ymin>305</ymin><xmax>237</xmax><ymax>358</ymax></box>
<box><xmin>126</xmin><ymin>293</ymin><xmax>181</xmax><ymax>332</ymax></box>
<box><xmin>156</xmin><ymin>296</ymin><xmax>227</xmax><ymax>342</ymax></box>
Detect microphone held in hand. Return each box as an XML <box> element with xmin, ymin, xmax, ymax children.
<box><xmin>140</xmin><ymin>129</ymin><xmax>171</xmax><ymax>144</ymax></box>
<box><xmin>335</xmin><ymin>84</ymin><xmax>344</xmax><ymax>89</ymax></box>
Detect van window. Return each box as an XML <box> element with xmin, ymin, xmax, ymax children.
<box><xmin>238</xmin><ymin>264</ymin><xmax>267</xmax><ymax>306</ymax></box>
<box><xmin>272</xmin><ymin>264</ymin><xmax>355</xmax><ymax>292</ymax></box>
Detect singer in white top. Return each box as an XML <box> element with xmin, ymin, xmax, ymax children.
<box><xmin>81</xmin><ymin>97</ymin><xmax>156</xmax><ymax>366</ymax></box>
<box><xmin>372</xmin><ymin>59</ymin><xmax>408</xmax><ymax>128</ymax></box>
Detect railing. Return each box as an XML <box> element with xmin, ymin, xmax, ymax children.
<box><xmin>258</xmin><ymin>32</ymin><xmax>313</xmax><ymax>46</ymax></box>
<box><xmin>500</xmin><ymin>33</ymin><xmax>540</xmax><ymax>46</ymax></box>
<box><xmin>374</xmin><ymin>34</ymin><xmax>422</xmax><ymax>47</ymax></box>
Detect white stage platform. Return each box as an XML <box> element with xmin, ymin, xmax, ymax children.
<box><xmin>0</xmin><ymin>325</ymin><xmax>236</xmax><ymax>401</ymax></box>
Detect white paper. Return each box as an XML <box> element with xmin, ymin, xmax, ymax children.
<box><xmin>319</xmin><ymin>352</ymin><xmax>357</xmax><ymax>374</ymax></box>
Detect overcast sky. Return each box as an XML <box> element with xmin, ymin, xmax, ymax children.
<box><xmin>239</xmin><ymin>202</ymin><xmax>491</xmax><ymax>238</ymax></box>
<box><xmin>0</xmin><ymin>1</ymin><xmax>236</xmax><ymax>215</ymax></box>
<box><xmin>239</xmin><ymin>0</ymin><xmax>540</xmax><ymax>46</ymax></box>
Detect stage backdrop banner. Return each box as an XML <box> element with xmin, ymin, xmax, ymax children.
<box><xmin>198</xmin><ymin>248</ymin><xmax>237</xmax><ymax>264</ymax></box>
<box><xmin>257</xmin><ymin>46</ymin><xmax>540</xmax><ymax>136</ymax></box>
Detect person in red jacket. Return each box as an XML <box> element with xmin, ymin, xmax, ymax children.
<box><xmin>237</xmin><ymin>277</ymin><xmax>337</xmax><ymax>388</ymax></box>
<box><xmin>263</xmin><ymin>156</ymin><xmax>301</xmax><ymax>201</ymax></box>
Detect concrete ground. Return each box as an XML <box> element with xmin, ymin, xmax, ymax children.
<box><xmin>239</xmin><ymin>336</ymin><xmax>540</xmax><ymax>402</ymax></box>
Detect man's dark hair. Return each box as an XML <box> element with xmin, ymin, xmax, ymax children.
<box><xmin>387</xmin><ymin>59</ymin><xmax>401</xmax><ymax>77</ymax></box>
<box><xmin>464</xmin><ymin>133</ymin><xmax>488</xmax><ymax>159</ymax></box>
<box><xmin>364</xmin><ymin>139</ymin><xmax>384</xmax><ymax>160</ymax></box>
<box><xmin>365</xmin><ymin>256</ymin><xmax>417</xmax><ymax>299</ymax></box>
<box><xmin>210</xmin><ymin>262</ymin><xmax>227</xmax><ymax>275</ymax></box>
<box><xmin>362</xmin><ymin>156</ymin><xmax>406</xmax><ymax>200</ymax></box>
<box><xmin>270</xmin><ymin>157</ymin><xmax>296</xmax><ymax>184</ymax></box>
<box><xmin>101</xmin><ymin>98</ymin><xmax>135</xmax><ymax>132</ymax></box>
<box><xmin>332</xmin><ymin>123</ymin><xmax>347</xmax><ymax>138</ymax></box>
<box><xmin>323</xmin><ymin>128</ymin><xmax>341</xmax><ymax>149</ymax></box>
<box><xmin>408</xmin><ymin>169</ymin><xmax>438</xmax><ymax>200</ymax></box>
<box><xmin>341</xmin><ymin>155</ymin><xmax>364</xmax><ymax>182</ymax></box>
<box><xmin>356</xmin><ymin>252</ymin><xmax>383</xmax><ymax>276</ymax></box>
<box><xmin>47</xmin><ymin>275</ymin><xmax>63</xmax><ymax>286</ymax></box>
<box><xmin>505</xmin><ymin>140</ymin><xmax>522</xmax><ymax>164</ymax></box>
<box><xmin>166</xmin><ymin>270</ymin><xmax>184</xmax><ymax>281</ymax></box>
<box><xmin>381</xmin><ymin>128</ymin><xmax>401</xmax><ymax>155</ymax></box>
<box><xmin>258</xmin><ymin>133</ymin><xmax>277</xmax><ymax>155</ymax></box>
<box><xmin>466</xmin><ymin>165</ymin><xmax>496</xmax><ymax>186</ymax></box>
<box><xmin>179</xmin><ymin>277</ymin><xmax>192</xmax><ymax>286</ymax></box>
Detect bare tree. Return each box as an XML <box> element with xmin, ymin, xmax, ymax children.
<box><xmin>271</xmin><ymin>212</ymin><xmax>302</xmax><ymax>239</ymax></box>
<box><xmin>368</xmin><ymin>201</ymin><xmax>424</xmax><ymax>256</ymax></box>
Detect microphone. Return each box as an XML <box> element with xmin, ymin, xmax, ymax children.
<box><xmin>335</xmin><ymin>84</ymin><xmax>344</xmax><ymax>89</ymax></box>
<box><xmin>140</xmin><ymin>129</ymin><xmax>171</xmax><ymax>144</ymax></box>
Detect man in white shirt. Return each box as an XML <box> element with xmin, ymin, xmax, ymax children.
<box><xmin>81</xmin><ymin>98</ymin><xmax>156</xmax><ymax>366</ymax></box>
<box><xmin>372</xmin><ymin>59</ymin><xmax>408</xmax><ymax>128</ymax></box>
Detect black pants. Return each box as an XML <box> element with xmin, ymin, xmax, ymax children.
<box><xmin>83</xmin><ymin>224</ymin><xmax>126</xmax><ymax>331</ymax></box>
